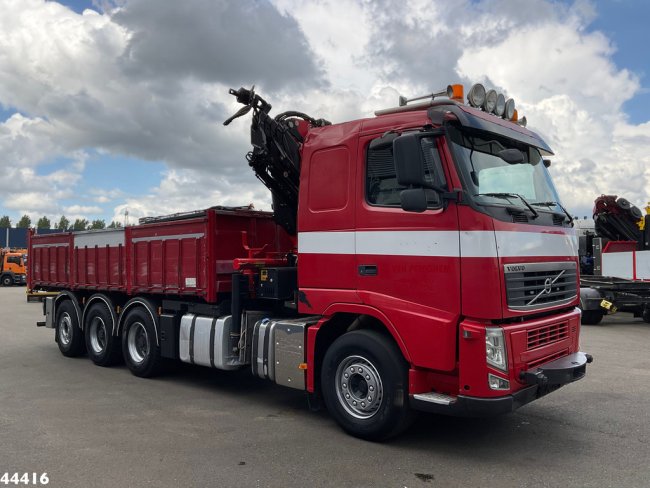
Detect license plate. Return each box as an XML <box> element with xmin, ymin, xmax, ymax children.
<box><xmin>600</xmin><ymin>299</ymin><xmax>616</xmax><ymax>312</ymax></box>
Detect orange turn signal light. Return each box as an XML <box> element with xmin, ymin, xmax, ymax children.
<box><xmin>449</xmin><ymin>84</ymin><xmax>464</xmax><ymax>102</ymax></box>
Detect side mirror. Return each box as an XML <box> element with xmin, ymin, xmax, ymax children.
<box><xmin>497</xmin><ymin>148</ymin><xmax>524</xmax><ymax>164</ymax></box>
<box><xmin>400</xmin><ymin>188</ymin><xmax>428</xmax><ymax>213</ymax></box>
<box><xmin>543</xmin><ymin>159</ymin><xmax>551</xmax><ymax>168</ymax></box>
<box><xmin>393</xmin><ymin>132</ymin><xmax>427</xmax><ymax>187</ymax></box>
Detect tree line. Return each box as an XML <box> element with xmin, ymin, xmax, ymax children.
<box><xmin>0</xmin><ymin>215</ymin><xmax>123</xmax><ymax>230</ymax></box>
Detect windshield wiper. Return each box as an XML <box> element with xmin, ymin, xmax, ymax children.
<box><xmin>531</xmin><ymin>201</ymin><xmax>574</xmax><ymax>224</ymax></box>
<box><xmin>475</xmin><ymin>192</ymin><xmax>539</xmax><ymax>219</ymax></box>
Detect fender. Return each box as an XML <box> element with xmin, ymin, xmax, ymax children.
<box><xmin>54</xmin><ymin>291</ymin><xmax>83</xmax><ymax>329</ymax></box>
<box><xmin>579</xmin><ymin>287</ymin><xmax>603</xmax><ymax>311</ymax></box>
<box><xmin>82</xmin><ymin>293</ymin><xmax>119</xmax><ymax>336</ymax></box>
<box><xmin>321</xmin><ymin>302</ymin><xmax>411</xmax><ymax>361</ymax></box>
<box><xmin>117</xmin><ymin>297</ymin><xmax>160</xmax><ymax>346</ymax></box>
<box><xmin>305</xmin><ymin>303</ymin><xmax>411</xmax><ymax>393</ymax></box>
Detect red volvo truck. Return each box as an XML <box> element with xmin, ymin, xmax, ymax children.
<box><xmin>29</xmin><ymin>83</ymin><xmax>592</xmax><ymax>440</ymax></box>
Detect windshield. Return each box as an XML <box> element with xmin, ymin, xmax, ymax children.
<box><xmin>447</xmin><ymin>125</ymin><xmax>562</xmax><ymax>210</ymax></box>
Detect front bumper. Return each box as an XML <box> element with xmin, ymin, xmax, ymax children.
<box><xmin>410</xmin><ymin>351</ymin><xmax>593</xmax><ymax>417</ymax></box>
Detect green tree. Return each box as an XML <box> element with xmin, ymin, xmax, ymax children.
<box><xmin>89</xmin><ymin>219</ymin><xmax>106</xmax><ymax>230</ymax></box>
<box><xmin>56</xmin><ymin>215</ymin><xmax>70</xmax><ymax>231</ymax></box>
<box><xmin>16</xmin><ymin>214</ymin><xmax>31</xmax><ymax>228</ymax></box>
<box><xmin>107</xmin><ymin>220</ymin><xmax>123</xmax><ymax>229</ymax></box>
<box><xmin>36</xmin><ymin>216</ymin><xmax>51</xmax><ymax>229</ymax></box>
<box><xmin>72</xmin><ymin>218</ymin><xmax>89</xmax><ymax>231</ymax></box>
<box><xmin>0</xmin><ymin>215</ymin><xmax>11</xmax><ymax>228</ymax></box>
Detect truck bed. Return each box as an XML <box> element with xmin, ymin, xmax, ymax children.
<box><xmin>29</xmin><ymin>207</ymin><xmax>293</xmax><ymax>303</ymax></box>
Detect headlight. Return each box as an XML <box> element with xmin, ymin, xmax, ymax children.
<box><xmin>486</xmin><ymin>327</ymin><xmax>508</xmax><ymax>371</ymax></box>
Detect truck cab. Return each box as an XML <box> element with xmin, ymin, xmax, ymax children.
<box><xmin>296</xmin><ymin>86</ymin><xmax>587</xmax><ymax>421</ymax></box>
<box><xmin>1</xmin><ymin>249</ymin><xmax>27</xmax><ymax>286</ymax></box>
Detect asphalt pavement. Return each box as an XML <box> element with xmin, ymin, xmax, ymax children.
<box><xmin>1</xmin><ymin>286</ymin><xmax>649</xmax><ymax>488</ymax></box>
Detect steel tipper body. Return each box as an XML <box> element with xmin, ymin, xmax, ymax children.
<box><xmin>30</xmin><ymin>83</ymin><xmax>591</xmax><ymax>440</ymax></box>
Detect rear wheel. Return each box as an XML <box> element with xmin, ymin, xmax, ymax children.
<box><xmin>642</xmin><ymin>307</ymin><xmax>650</xmax><ymax>324</ymax></box>
<box><xmin>85</xmin><ymin>303</ymin><xmax>121</xmax><ymax>366</ymax></box>
<box><xmin>321</xmin><ymin>330</ymin><xmax>414</xmax><ymax>441</ymax></box>
<box><xmin>581</xmin><ymin>309</ymin><xmax>604</xmax><ymax>325</ymax></box>
<box><xmin>56</xmin><ymin>300</ymin><xmax>85</xmax><ymax>357</ymax></box>
<box><xmin>121</xmin><ymin>307</ymin><xmax>162</xmax><ymax>377</ymax></box>
<box><xmin>1</xmin><ymin>275</ymin><xmax>12</xmax><ymax>287</ymax></box>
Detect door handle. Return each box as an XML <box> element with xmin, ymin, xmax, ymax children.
<box><xmin>358</xmin><ymin>265</ymin><xmax>378</xmax><ymax>276</ymax></box>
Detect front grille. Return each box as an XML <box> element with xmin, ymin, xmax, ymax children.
<box><xmin>504</xmin><ymin>262</ymin><xmax>578</xmax><ymax>311</ymax></box>
<box><xmin>527</xmin><ymin>349</ymin><xmax>567</xmax><ymax>369</ymax></box>
<box><xmin>527</xmin><ymin>323</ymin><xmax>569</xmax><ymax>350</ymax></box>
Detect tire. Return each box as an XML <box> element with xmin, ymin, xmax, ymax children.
<box><xmin>642</xmin><ymin>307</ymin><xmax>650</xmax><ymax>324</ymax></box>
<box><xmin>121</xmin><ymin>307</ymin><xmax>162</xmax><ymax>378</ymax></box>
<box><xmin>630</xmin><ymin>206</ymin><xmax>643</xmax><ymax>220</ymax></box>
<box><xmin>55</xmin><ymin>300</ymin><xmax>86</xmax><ymax>357</ymax></box>
<box><xmin>1</xmin><ymin>275</ymin><xmax>12</xmax><ymax>287</ymax></box>
<box><xmin>321</xmin><ymin>330</ymin><xmax>415</xmax><ymax>441</ymax></box>
<box><xmin>84</xmin><ymin>302</ymin><xmax>121</xmax><ymax>367</ymax></box>
<box><xmin>581</xmin><ymin>309</ymin><xmax>604</xmax><ymax>325</ymax></box>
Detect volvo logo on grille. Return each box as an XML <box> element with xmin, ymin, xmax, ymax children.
<box><xmin>506</xmin><ymin>265</ymin><xmax>526</xmax><ymax>272</ymax></box>
<box><xmin>543</xmin><ymin>277</ymin><xmax>553</xmax><ymax>294</ymax></box>
<box><xmin>527</xmin><ymin>270</ymin><xmax>566</xmax><ymax>306</ymax></box>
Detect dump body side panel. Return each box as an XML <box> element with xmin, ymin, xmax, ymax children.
<box><xmin>29</xmin><ymin>232</ymin><xmax>73</xmax><ymax>288</ymax></box>
<box><xmin>73</xmin><ymin>230</ymin><xmax>126</xmax><ymax>291</ymax></box>
<box><xmin>29</xmin><ymin>209</ymin><xmax>293</xmax><ymax>303</ymax></box>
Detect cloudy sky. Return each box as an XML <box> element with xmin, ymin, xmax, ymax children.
<box><xmin>0</xmin><ymin>0</ymin><xmax>649</xmax><ymax>226</ymax></box>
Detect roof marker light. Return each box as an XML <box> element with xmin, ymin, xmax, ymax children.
<box><xmin>449</xmin><ymin>84</ymin><xmax>464</xmax><ymax>102</ymax></box>
<box><xmin>504</xmin><ymin>98</ymin><xmax>516</xmax><ymax>120</ymax></box>
<box><xmin>467</xmin><ymin>83</ymin><xmax>486</xmax><ymax>108</ymax></box>
<box><xmin>511</xmin><ymin>109</ymin><xmax>519</xmax><ymax>122</ymax></box>
<box><xmin>495</xmin><ymin>93</ymin><xmax>506</xmax><ymax>116</ymax></box>
<box><xmin>484</xmin><ymin>89</ymin><xmax>497</xmax><ymax>113</ymax></box>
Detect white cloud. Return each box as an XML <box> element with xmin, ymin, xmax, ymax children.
<box><xmin>0</xmin><ymin>0</ymin><xmax>648</xmax><ymax>224</ymax></box>
<box><xmin>110</xmin><ymin>168</ymin><xmax>271</xmax><ymax>224</ymax></box>
<box><xmin>64</xmin><ymin>204</ymin><xmax>103</xmax><ymax>214</ymax></box>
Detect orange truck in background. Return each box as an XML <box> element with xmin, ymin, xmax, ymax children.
<box><xmin>1</xmin><ymin>249</ymin><xmax>27</xmax><ymax>286</ymax></box>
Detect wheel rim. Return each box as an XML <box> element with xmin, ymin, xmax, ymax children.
<box><xmin>335</xmin><ymin>355</ymin><xmax>383</xmax><ymax>419</ymax></box>
<box><xmin>58</xmin><ymin>312</ymin><xmax>72</xmax><ymax>346</ymax></box>
<box><xmin>89</xmin><ymin>316</ymin><xmax>108</xmax><ymax>354</ymax></box>
<box><xmin>127</xmin><ymin>322</ymin><xmax>149</xmax><ymax>364</ymax></box>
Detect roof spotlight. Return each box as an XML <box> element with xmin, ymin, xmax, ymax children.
<box><xmin>504</xmin><ymin>98</ymin><xmax>516</xmax><ymax>120</ymax></box>
<box><xmin>495</xmin><ymin>93</ymin><xmax>506</xmax><ymax>116</ymax></box>
<box><xmin>484</xmin><ymin>89</ymin><xmax>497</xmax><ymax>113</ymax></box>
<box><xmin>517</xmin><ymin>116</ymin><xmax>528</xmax><ymax>128</ymax></box>
<box><xmin>467</xmin><ymin>83</ymin><xmax>486</xmax><ymax>108</ymax></box>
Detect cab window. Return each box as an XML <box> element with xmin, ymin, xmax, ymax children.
<box><xmin>366</xmin><ymin>136</ymin><xmax>446</xmax><ymax>208</ymax></box>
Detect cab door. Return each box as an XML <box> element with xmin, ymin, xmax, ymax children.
<box><xmin>354</xmin><ymin>132</ymin><xmax>461</xmax><ymax>371</ymax></box>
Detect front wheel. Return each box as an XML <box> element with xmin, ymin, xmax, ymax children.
<box><xmin>581</xmin><ymin>309</ymin><xmax>604</xmax><ymax>325</ymax></box>
<box><xmin>1</xmin><ymin>275</ymin><xmax>12</xmax><ymax>287</ymax></box>
<box><xmin>321</xmin><ymin>330</ymin><xmax>414</xmax><ymax>441</ymax></box>
<box><xmin>121</xmin><ymin>307</ymin><xmax>162</xmax><ymax>378</ymax></box>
